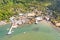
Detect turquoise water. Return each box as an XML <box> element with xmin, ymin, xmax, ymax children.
<box><xmin>0</xmin><ymin>21</ymin><xmax>60</xmax><ymax>40</ymax></box>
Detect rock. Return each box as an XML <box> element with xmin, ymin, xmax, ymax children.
<box><xmin>0</xmin><ymin>21</ymin><xmax>7</xmax><ymax>25</ymax></box>
<box><xmin>24</xmin><ymin>32</ymin><xmax>26</xmax><ymax>34</ymax></box>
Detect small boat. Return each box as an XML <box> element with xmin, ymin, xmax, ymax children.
<box><xmin>7</xmin><ymin>31</ymin><xmax>12</xmax><ymax>35</ymax></box>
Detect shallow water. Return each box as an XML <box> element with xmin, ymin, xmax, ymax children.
<box><xmin>0</xmin><ymin>21</ymin><xmax>60</xmax><ymax>40</ymax></box>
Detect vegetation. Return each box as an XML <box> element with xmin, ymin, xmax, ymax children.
<box><xmin>0</xmin><ymin>0</ymin><xmax>60</xmax><ymax>22</ymax></box>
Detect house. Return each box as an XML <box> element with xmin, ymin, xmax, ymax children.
<box><xmin>55</xmin><ymin>23</ymin><xmax>60</xmax><ymax>27</ymax></box>
<box><xmin>27</xmin><ymin>12</ymin><xmax>36</xmax><ymax>17</ymax></box>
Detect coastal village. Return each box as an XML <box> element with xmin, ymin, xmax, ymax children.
<box><xmin>0</xmin><ymin>8</ymin><xmax>60</xmax><ymax>34</ymax></box>
<box><xmin>0</xmin><ymin>8</ymin><xmax>60</xmax><ymax>27</ymax></box>
<box><xmin>0</xmin><ymin>0</ymin><xmax>60</xmax><ymax>40</ymax></box>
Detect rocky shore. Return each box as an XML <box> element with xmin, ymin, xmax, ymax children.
<box><xmin>0</xmin><ymin>21</ymin><xmax>7</xmax><ymax>26</ymax></box>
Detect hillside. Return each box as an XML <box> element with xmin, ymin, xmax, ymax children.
<box><xmin>0</xmin><ymin>0</ymin><xmax>60</xmax><ymax>22</ymax></box>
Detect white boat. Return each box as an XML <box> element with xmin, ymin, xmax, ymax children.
<box><xmin>7</xmin><ymin>31</ymin><xmax>12</xmax><ymax>34</ymax></box>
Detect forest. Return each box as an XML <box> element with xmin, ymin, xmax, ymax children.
<box><xmin>0</xmin><ymin>0</ymin><xmax>60</xmax><ymax>22</ymax></box>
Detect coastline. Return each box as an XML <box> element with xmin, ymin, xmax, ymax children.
<box><xmin>43</xmin><ymin>20</ymin><xmax>60</xmax><ymax>33</ymax></box>
<box><xmin>0</xmin><ymin>21</ymin><xmax>8</xmax><ymax>26</ymax></box>
<box><xmin>0</xmin><ymin>19</ymin><xmax>60</xmax><ymax>33</ymax></box>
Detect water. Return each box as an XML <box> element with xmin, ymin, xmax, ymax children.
<box><xmin>0</xmin><ymin>21</ymin><xmax>60</xmax><ymax>40</ymax></box>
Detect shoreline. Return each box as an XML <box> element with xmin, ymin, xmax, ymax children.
<box><xmin>0</xmin><ymin>20</ymin><xmax>60</xmax><ymax>33</ymax></box>
<box><xmin>0</xmin><ymin>21</ymin><xmax>8</xmax><ymax>26</ymax></box>
<box><xmin>43</xmin><ymin>20</ymin><xmax>60</xmax><ymax>33</ymax></box>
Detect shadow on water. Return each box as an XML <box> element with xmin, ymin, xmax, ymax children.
<box><xmin>32</xmin><ymin>27</ymin><xmax>39</xmax><ymax>32</ymax></box>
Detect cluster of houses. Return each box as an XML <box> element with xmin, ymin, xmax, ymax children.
<box><xmin>51</xmin><ymin>20</ymin><xmax>60</xmax><ymax>27</ymax></box>
<box><xmin>0</xmin><ymin>8</ymin><xmax>57</xmax><ymax>34</ymax></box>
<box><xmin>7</xmin><ymin>11</ymin><xmax>44</xmax><ymax>34</ymax></box>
